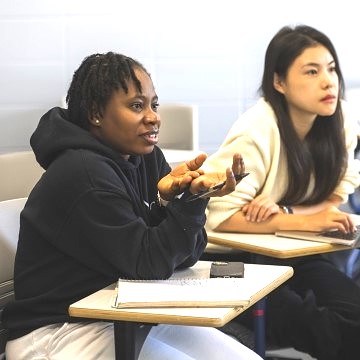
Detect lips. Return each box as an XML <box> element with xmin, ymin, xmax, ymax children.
<box><xmin>321</xmin><ymin>94</ymin><xmax>336</xmax><ymax>101</ymax></box>
<box><xmin>142</xmin><ymin>130</ymin><xmax>159</xmax><ymax>144</ymax></box>
<box><xmin>142</xmin><ymin>129</ymin><xmax>159</xmax><ymax>137</ymax></box>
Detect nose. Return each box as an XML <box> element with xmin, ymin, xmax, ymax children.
<box><xmin>321</xmin><ymin>70</ymin><xmax>336</xmax><ymax>89</ymax></box>
<box><xmin>144</xmin><ymin>108</ymin><xmax>160</xmax><ymax>124</ymax></box>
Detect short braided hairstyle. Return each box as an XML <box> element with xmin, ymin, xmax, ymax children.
<box><xmin>66</xmin><ymin>52</ymin><xmax>149</xmax><ymax>130</ymax></box>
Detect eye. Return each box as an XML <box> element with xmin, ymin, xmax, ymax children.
<box><xmin>306</xmin><ymin>69</ymin><xmax>318</xmax><ymax>76</ymax></box>
<box><xmin>131</xmin><ymin>102</ymin><xmax>143</xmax><ymax>111</ymax></box>
<box><xmin>152</xmin><ymin>102</ymin><xmax>160</xmax><ymax>112</ymax></box>
<box><xmin>329</xmin><ymin>65</ymin><xmax>337</xmax><ymax>73</ymax></box>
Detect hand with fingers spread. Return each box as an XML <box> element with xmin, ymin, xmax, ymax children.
<box><xmin>157</xmin><ymin>153</ymin><xmax>208</xmax><ymax>200</ymax></box>
<box><xmin>188</xmin><ymin>153</ymin><xmax>246</xmax><ymax>198</ymax></box>
<box><xmin>242</xmin><ymin>194</ymin><xmax>280</xmax><ymax>222</ymax></box>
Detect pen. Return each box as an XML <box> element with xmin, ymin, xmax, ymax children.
<box><xmin>186</xmin><ymin>172</ymin><xmax>249</xmax><ymax>202</ymax></box>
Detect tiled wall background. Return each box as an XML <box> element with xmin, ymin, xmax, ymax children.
<box><xmin>1</xmin><ymin>0</ymin><xmax>359</xmax><ymax>154</ymax></box>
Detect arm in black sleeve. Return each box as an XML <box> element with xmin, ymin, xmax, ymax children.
<box><xmin>57</xmin><ymin>189</ymin><xmax>208</xmax><ymax>280</ymax></box>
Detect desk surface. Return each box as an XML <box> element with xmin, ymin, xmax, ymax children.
<box><xmin>207</xmin><ymin>230</ymin><xmax>351</xmax><ymax>259</ymax></box>
<box><xmin>69</xmin><ymin>262</ymin><xmax>293</xmax><ymax>327</ymax></box>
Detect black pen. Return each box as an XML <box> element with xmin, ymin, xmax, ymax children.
<box><xmin>186</xmin><ymin>172</ymin><xmax>249</xmax><ymax>202</ymax></box>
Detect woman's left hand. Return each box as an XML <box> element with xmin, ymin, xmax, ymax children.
<box><xmin>242</xmin><ymin>194</ymin><xmax>280</xmax><ymax>222</ymax></box>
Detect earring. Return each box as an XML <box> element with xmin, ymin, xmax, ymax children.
<box><xmin>95</xmin><ymin>119</ymin><xmax>100</xmax><ymax>125</ymax></box>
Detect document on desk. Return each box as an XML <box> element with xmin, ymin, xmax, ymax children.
<box><xmin>112</xmin><ymin>277</ymin><xmax>252</xmax><ymax>308</ymax></box>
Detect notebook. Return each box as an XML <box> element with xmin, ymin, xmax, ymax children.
<box><xmin>112</xmin><ymin>277</ymin><xmax>252</xmax><ymax>308</ymax></box>
<box><xmin>112</xmin><ymin>261</ymin><xmax>252</xmax><ymax>308</ymax></box>
<box><xmin>275</xmin><ymin>225</ymin><xmax>360</xmax><ymax>246</ymax></box>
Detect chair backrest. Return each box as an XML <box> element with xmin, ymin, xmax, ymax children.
<box><xmin>0</xmin><ymin>151</ymin><xmax>44</xmax><ymax>201</ymax></box>
<box><xmin>157</xmin><ymin>103</ymin><xmax>199</xmax><ymax>151</ymax></box>
<box><xmin>0</xmin><ymin>198</ymin><xmax>27</xmax><ymax>357</ymax></box>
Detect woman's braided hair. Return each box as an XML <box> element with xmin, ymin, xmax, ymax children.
<box><xmin>66</xmin><ymin>52</ymin><xmax>149</xmax><ymax>130</ymax></box>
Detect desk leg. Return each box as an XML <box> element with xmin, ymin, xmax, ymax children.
<box><xmin>253</xmin><ymin>298</ymin><xmax>266</xmax><ymax>358</ymax></box>
<box><xmin>250</xmin><ymin>253</ymin><xmax>266</xmax><ymax>359</ymax></box>
<box><xmin>113</xmin><ymin>321</ymin><xmax>153</xmax><ymax>360</ymax></box>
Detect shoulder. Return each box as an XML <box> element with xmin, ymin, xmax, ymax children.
<box><xmin>223</xmin><ymin>98</ymin><xmax>280</xmax><ymax>145</ymax></box>
<box><xmin>205</xmin><ymin>99</ymin><xmax>281</xmax><ymax>174</ymax></box>
<box><xmin>245</xmin><ymin>97</ymin><xmax>276</xmax><ymax>118</ymax></box>
<box><xmin>55</xmin><ymin>149</ymin><xmax>116</xmax><ymax>173</ymax></box>
<box><xmin>48</xmin><ymin>149</ymin><xmax>129</xmax><ymax>192</ymax></box>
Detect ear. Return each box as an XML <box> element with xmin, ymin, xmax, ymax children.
<box><xmin>273</xmin><ymin>73</ymin><xmax>285</xmax><ymax>94</ymax></box>
<box><xmin>89</xmin><ymin>117</ymin><xmax>101</xmax><ymax>127</ymax></box>
<box><xmin>88</xmin><ymin>105</ymin><xmax>102</xmax><ymax>127</ymax></box>
<box><xmin>89</xmin><ymin>108</ymin><xmax>102</xmax><ymax>127</ymax></box>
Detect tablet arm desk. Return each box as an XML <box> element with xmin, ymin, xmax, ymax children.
<box><xmin>69</xmin><ymin>262</ymin><xmax>293</xmax><ymax>360</ymax></box>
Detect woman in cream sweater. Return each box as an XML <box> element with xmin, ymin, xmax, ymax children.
<box><xmin>205</xmin><ymin>25</ymin><xmax>360</xmax><ymax>360</ymax></box>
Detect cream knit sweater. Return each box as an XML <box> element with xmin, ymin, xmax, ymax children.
<box><xmin>204</xmin><ymin>98</ymin><xmax>360</xmax><ymax>231</ymax></box>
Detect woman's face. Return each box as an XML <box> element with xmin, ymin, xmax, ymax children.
<box><xmin>90</xmin><ymin>69</ymin><xmax>160</xmax><ymax>159</ymax></box>
<box><xmin>274</xmin><ymin>44</ymin><xmax>339</xmax><ymax>122</ymax></box>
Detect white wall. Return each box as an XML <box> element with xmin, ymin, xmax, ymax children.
<box><xmin>0</xmin><ymin>0</ymin><xmax>359</xmax><ymax>154</ymax></box>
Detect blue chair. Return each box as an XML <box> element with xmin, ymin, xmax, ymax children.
<box><xmin>346</xmin><ymin>192</ymin><xmax>360</xmax><ymax>278</ymax></box>
<box><xmin>344</xmin><ymin>88</ymin><xmax>360</xmax><ymax>277</ymax></box>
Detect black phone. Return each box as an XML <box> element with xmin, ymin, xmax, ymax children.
<box><xmin>185</xmin><ymin>172</ymin><xmax>249</xmax><ymax>202</ymax></box>
<box><xmin>210</xmin><ymin>261</ymin><xmax>245</xmax><ymax>278</ymax></box>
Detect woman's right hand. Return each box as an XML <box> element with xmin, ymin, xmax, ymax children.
<box><xmin>157</xmin><ymin>153</ymin><xmax>208</xmax><ymax>201</ymax></box>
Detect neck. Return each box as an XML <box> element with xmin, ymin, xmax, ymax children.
<box><xmin>288</xmin><ymin>108</ymin><xmax>317</xmax><ymax>141</ymax></box>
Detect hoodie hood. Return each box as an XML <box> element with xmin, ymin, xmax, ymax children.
<box><xmin>31</xmin><ymin>107</ymin><xmax>132</xmax><ymax>169</ymax></box>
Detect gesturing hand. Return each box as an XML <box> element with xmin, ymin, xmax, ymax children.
<box><xmin>158</xmin><ymin>153</ymin><xmax>246</xmax><ymax>201</ymax></box>
<box><xmin>157</xmin><ymin>153</ymin><xmax>208</xmax><ymax>200</ymax></box>
<box><xmin>187</xmin><ymin>153</ymin><xmax>246</xmax><ymax>198</ymax></box>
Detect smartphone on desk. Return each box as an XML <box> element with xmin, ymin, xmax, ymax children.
<box><xmin>210</xmin><ymin>261</ymin><xmax>245</xmax><ymax>278</ymax></box>
<box><xmin>186</xmin><ymin>172</ymin><xmax>249</xmax><ymax>202</ymax></box>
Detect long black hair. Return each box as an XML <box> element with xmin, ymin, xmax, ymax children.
<box><xmin>66</xmin><ymin>52</ymin><xmax>149</xmax><ymax>130</ymax></box>
<box><xmin>260</xmin><ymin>25</ymin><xmax>347</xmax><ymax>205</ymax></box>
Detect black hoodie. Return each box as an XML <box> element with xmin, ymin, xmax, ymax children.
<box><xmin>3</xmin><ymin>107</ymin><xmax>208</xmax><ymax>339</ymax></box>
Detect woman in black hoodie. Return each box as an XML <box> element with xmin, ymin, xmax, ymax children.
<box><xmin>2</xmin><ymin>52</ymin><xmax>258</xmax><ymax>360</ymax></box>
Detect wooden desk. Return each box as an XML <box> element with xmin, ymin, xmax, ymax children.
<box><xmin>69</xmin><ymin>261</ymin><xmax>293</xmax><ymax>360</ymax></box>
<box><xmin>207</xmin><ymin>231</ymin><xmax>350</xmax><ymax>259</ymax></box>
